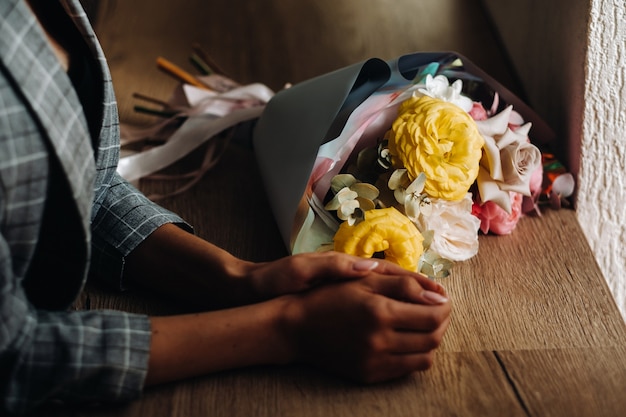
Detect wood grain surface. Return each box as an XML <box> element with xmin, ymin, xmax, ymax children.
<box><xmin>45</xmin><ymin>1</ymin><xmax>626</xmax><ymax>416</ymax></box>
<box><xmin>498</xmin><ymin>347</ymin><xmax>626</xmax><ymax>417</ymax></box>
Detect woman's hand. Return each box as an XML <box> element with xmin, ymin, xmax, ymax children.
<box><xmin>246</xmin><ymin>251</ymin><xmax>446</xmax><ymax>301</ymax></box>
<box><xmin>277</xmin><ymin>271</ymin><xmax>451</xmax><ymax>383</ymax></box>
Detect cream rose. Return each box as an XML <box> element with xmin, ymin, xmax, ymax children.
<box><xmin>475</xmin><ymin>105</ymin><xmax>542</xmax><ymax>213</ymax></box>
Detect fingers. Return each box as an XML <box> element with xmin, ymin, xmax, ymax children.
<box><xmin>252</xmin><ymin>251</ymin><xmax>446</xmax><ymax>304</ymax></box>
<box><xmin>364</xmin><ymin>274</ymin><xmax>451</xmax><ymax>332</ymax></box>
<box><xmin>353</xmin><ymin>317</ymin><xmax>451</xmax><ymax>384</ymax></box>
<box><xmin>346</xmin><ymin>327</ymin><xmax>449</xmax><ymax>384</ymax></box>
<box><xmin>389</xmin><ymin>316</ymin><xmax>451</xmax><ymax>353</ymax></box>
<box><xmin>252</xmin><ymin>253</ymin><xmax>370</xmax><ymax>298</ymax></box>
<box><xmin>365</xmin><ymin>316</ymin><xmax>449</xmax><ymax>356</ymax></box>
<box><xmin>361</xmin><ymin>351</ymin><xmax>438</xmax><ymax>383</ymax></box>
<box><xmin>387</xmin><ymin>301</ymin><xmax>451</xmax><ymax>333</ymax></box>
<box><xmin>319</xmin><ymin>252</ymin><xmax>448</xmax><ymax>296</ymax></box>
<box><xmin>287</xmin><ymin>252</ymin><xmax>448</xmax><ymax>299</ymax></box>
<box><xmin>364</xmin><ymin>256</ymin><xmax>447</xmax><ymax>295</ymax></box>
<box><xmin>288</xmin><ymin>252</ymin><xmax>377</xmax><ymax>284</ymax></box>
<box><xmin>365</xmin><ymin>274</ymin><xmax>449</xmax><ymax>306</ymax></box>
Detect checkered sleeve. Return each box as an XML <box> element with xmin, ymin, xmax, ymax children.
<box><xmin>90</xmin><ymin>171</ymin><xmax>192</xmax><ymax>290</ymax></box>
<box><xmin>69</xmin><ymin>0</ymin><xmax>193</xmax><ymax>290</ymax></box>
<box><xmin>0</xmin><ymin>238</ymin><xmax>151</xmax><ymax>414</ymax></box>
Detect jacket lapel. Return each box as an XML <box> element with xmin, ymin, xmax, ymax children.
<box><xmin>0</xmin><ymin>0</ymin><xmax>95</xmax><ymax>236</ymax></box>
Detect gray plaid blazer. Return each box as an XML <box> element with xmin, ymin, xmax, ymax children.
<box><xmin>0</xmin><ymin>0</ymin><xmax>187</xmax><ymax>413</ymax></box>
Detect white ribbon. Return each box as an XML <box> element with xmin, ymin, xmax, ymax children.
<box><xmin>117</xmin><ymin>105</ymin><xmax>265</xmax><ymax>182</ymax></box>
<box><xmin>116</xmin><ymin>82</ymin><xmax>274</xmax><ymax>193</ymax></box>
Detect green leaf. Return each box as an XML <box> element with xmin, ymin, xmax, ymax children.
<box><xmin>421</xmin><ymin>230</ymin><xmax>435</xmax><ymax>249</ymax></box>
<box><xmin>419</xmin><ymin>251</ymin><xmax>455</xmax><ymax>278</ymax></box>
<box><xmin>324</xmin><ymin>194</ymin><xmax>342</xmax><ymax>211</ymax></box>
<box><xmin>331</xmin><ymin>174</ymin><xmax>358</xmax><ymax>194</ymax></box>
<box><xmin>352</xmin><ymin>182</ymin><xmax>380</xmax><ymax>200</ymax></box>
<box><xmin>356</xmin><ymin>197</ymin><xmax>375</xmax><ymax>212</ymax></box>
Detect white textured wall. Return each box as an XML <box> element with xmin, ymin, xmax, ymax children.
<box><xmin>483</xmin><ymin>0</ymin><xmax>626</xmax><ymax>321</ymax></box>
<box><xmin>580</xmin><ymin>0</ymin><xmax>626</xmax><ymax>319</ymax></box>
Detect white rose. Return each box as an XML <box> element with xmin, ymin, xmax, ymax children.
<box><xmin>413</xmin><ymin>193</ymin><xmax>480</xmax><ymax>261</ymax></box>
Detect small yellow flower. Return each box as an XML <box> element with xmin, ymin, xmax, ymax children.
<box><xmin>386</xmin><ymin>95</ymin><xmax>484</xmax><ymax>201</ymax></box>
<box><xmin>333</xmin><ymin>207</ymin><xmax>424</xmax><ymax>271</ymax></box>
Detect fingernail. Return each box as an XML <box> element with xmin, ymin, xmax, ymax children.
<box><xmin>435</xmin><ymin>283</ymin><xmax>447</xmax><ymax>295</ymax></box>
<box><xmin>353</xmin><ymin>259</ymin><xmax>379</xmax><ymax>271</ymax></box>
<box><xmin>422</xmin><ymin>290</ymin><xmax>449</xmax><ymax>304</ymax></box>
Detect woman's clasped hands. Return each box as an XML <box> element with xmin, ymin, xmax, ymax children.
<box><xmin>247</xmin><ymin>252</ymin><xmax>452</xmax><ymax>383</ymax></box>
<box><xmin>132</xmin><ymin>226</ymin><xmax>451</xmax><ymax>387</ymax></box>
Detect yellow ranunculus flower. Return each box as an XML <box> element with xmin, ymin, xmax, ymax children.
<box><xmin>386</xmin><ymin>95</ymin><xmax>484</xmax><ymax>201</ymax></box>
<box><xmin>333</xmin><ymin>207</ymin><xmax>423</xmax><ymax>271</ymax></box>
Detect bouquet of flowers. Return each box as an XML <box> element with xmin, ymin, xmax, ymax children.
<box><xmin>253</xmin><ymin>52</ymin><xmax>574</xmax><ymax>277</ymax></box>
<box><xmin>321</xmin><ymin>74</ymin><xmax>545</xmax><ymax>277</ymax></box>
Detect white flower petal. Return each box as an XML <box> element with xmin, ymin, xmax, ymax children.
<box><xmin>514</xmin><ymin>122</ymin><xmax>532</xmax><ymax>137</ymax></box>
<box><xmin>481</xmin><ymin>135</ymin><xmax>504</xmax><ymax>181</ymax></box>
<box><xmin>508</xmin><ymin>109</ymin><xmax>525</xmax><ymax>126</ymax></box>
<box><xmin>496</xmin><ymin>127</ymin><xmax>525</xmax><ymax>149</ymax></box>
<box><xmin>388</xmin><ymin>169</ymin><xmax>409</xmax><ymax>190</ymax></box>
<box><xmin>413</xmin><ymin>194</ymin><xmax>480</xmax><ymax>261</ymax></box>
<box><xmin>338</xmin><ymin>199</ymin><xmax>360</xmax><ymax>220</ymax></box>
<box><xmin>404</xmin><ymin>199</ymin><xmax>421</xmax><ymax>222</ymax></box>
<box><xmin>336</xmin><ymin>187</ymin><xmax>358</xmax><ymax>203</ymax></box>
<box><xmin>394</xmin><ymin>188</ymin><xmax>407</xmax><ymax>205</ymax></box>
<box><xmin>419</xmin><ymin>197</ymin><xmax>433</xmax><ymax>216</ymax></box>
<box><xmin>418</xmin><ymin>75</ymin><xmax>473</xmax><ymax>111</ymax></box>
<box><xmin>476</xmin><ymin>168</ymin><xmax>513</xmax><ymax>213</ymax></box>
<box><xmin>552</xmin><ymin>173</ymin><xmax>576</xmax><ymax>197</ymax></box>
<box><xmin>450</xmin><ymin>79</ymin><xmax>463</xmax><ymax>95</ymax></box>
<box><xmin>475</xmin><ymin>105</ymin><xmax>512</xmax><ymax>137</ymax></box>
<box><xmin>406</xmin><ymin>173</ymin><xmax>426</xmax><ymax>194</ymax></box>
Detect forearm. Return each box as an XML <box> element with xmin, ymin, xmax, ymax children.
<box><xmin>124</xmin><ymin>223</ymin><xmax>257</xmax><ymax>309</ymax></box>
<box><xmin>146</xmin><ymin>298</ymin><xmax>292</xmax><ymax>385</ymax></box>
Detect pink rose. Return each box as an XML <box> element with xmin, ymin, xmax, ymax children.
<box><xmin>472</xmin><ymin>192</ymin><xmax>523</xmax><ymax>235</ymax></box>
<box><xmin>468</xmin><ymin>102</ymin><xmax>488</xmax><ymax>121</ymax></box>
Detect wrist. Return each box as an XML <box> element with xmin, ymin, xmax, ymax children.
<box><xmin>270</xmin><ymin>294</ymin><xmax>305</xmax><ymax>365</ymax></box>
<box><xmin>147</xmin><ymin>299</ymin><xmax>298</xmax><ymax>384</ymax></box>
<box><xmin>221</xmin><ymin>258</ymin><xmax>264</xmax><ymax>305</ymax></box>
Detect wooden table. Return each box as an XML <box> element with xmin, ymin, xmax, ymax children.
<box><xmin>47</xmin><ymin>1</ymin><xmax>626</xmax><ymax>416</ymax></box>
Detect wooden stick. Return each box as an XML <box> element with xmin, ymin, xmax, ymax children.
<box><xmin>133</xmin><ymin>105</ymin><xmax>179</xmax><ymax>118</ymax></box>
<box><xmin>156</xmin><ymin>56</ymin><xmax>212</xmax><ymax>90</ymax></box>
<box><xmin>189</xmin><ymin>53</ymin><xmax>212</xmax><ymax>75</ymax></box>
<box><xmin>132</xmin><ymin>92</ymin><xmax>170</xmax><ymax>108</ymax></box>
<box><xmin>191</xmin><ymin>43</ymin><xmax>228</xmax><ymax>76</ymax></box>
